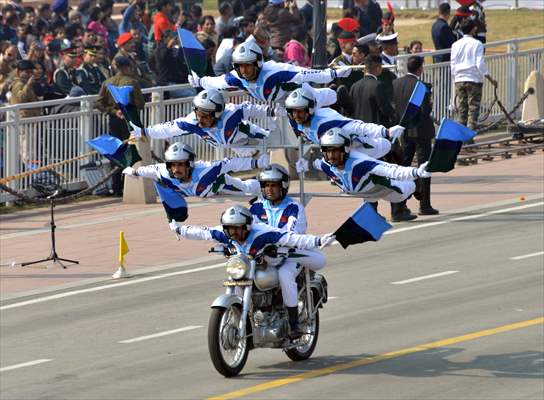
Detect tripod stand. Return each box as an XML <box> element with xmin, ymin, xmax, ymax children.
<box><xmin>21</xmin><ymin>191</ymin><xmax>79</xmax><ymax>269</ymax></box>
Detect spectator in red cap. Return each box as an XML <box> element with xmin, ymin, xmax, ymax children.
<box><xmin>337</xmin><ymin>17</ymin><xmax>360</xmax><ymax>36</ymax></box>
<box><xmin>114</xmin><ymin>31</ymin><xmax>155</xmax><ymax>88</ymax></box>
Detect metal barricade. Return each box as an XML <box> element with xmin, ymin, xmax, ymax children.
<box><xmin>1</xmin><ymin>35</ymin><xmax>542</xmax><ymax>196</ymax></box>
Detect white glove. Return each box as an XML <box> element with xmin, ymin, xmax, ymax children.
<box><xmin>122</xmin><ymin>166</ymin><xmax>137</xmax><ymax>176</ymax></box>
<box><xmin>188</xmin><ymin>70</ymin><xmax>201</xmax><ymax>87</ymax></box>
<box><xmin>273</xmin><ymin>103</ymin><xmax>287</xmax><ymax>117</ymax></box>
<box><xmin>296</xmin><ymin>158</ymin><xmax>309</xmax><ymax>174</ymax></box>
<box><xmin>257</xmin><ymin>153</ymin><xmax>270</xmax><ymax>168</ymax></box>
<box><xmin>128</xmin><ymin>121</ymin><xmax>143</xmax><ymax>138</ymax></box>
<box><xmin>415</xmin><ymin>161</ymin><xmax>432</xmax><ymax>178</ymax></box>
<box><xmin>388</xmin><ymin>125</ymin><xmax>405</xmax><ymax>142</ymax></box>
<box><xmin>169</xmin><ymin>220</ymin><xmax>181</xmax><ymax>235</ymax></box>
<box><xmin>334</xmin><ymin>66</ymin><xmax>352</xmax><ymax>78</ymax></box>
<box><xmin>319</xmin><ymin>233</ymin><xmax>336</xmax><ymax>248</ymax></box>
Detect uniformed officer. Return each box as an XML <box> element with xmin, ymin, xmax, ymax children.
<box><xmin>53</xmin><ymin>47</ymin><xmax>78</xmax><ymax>96</ymax></box>
<box><xmin>74</xmin><ymin>47</ymin><xmax>106</xmax><ymax>95</ymax></box>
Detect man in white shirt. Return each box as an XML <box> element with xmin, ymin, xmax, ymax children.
<box><xmin>450</xmin><ymin>19</ymin><xmax>497</xmax><ymax>135</ymax></box>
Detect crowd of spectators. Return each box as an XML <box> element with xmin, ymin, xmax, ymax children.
<box><xmin>0</xmin><ymin>0</ymin><xmax>488</xmax><ymax>113</ymax></box>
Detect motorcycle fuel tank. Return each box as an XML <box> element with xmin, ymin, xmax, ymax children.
<box><xmin>254</xmin><ymin>266</ymin><xmax>280</xmax><ymax>291</ymax></box>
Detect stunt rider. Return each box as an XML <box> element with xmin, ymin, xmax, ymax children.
<box><xmin>171</xmin><ymin>205</ymin><xmax>336</xmax><ymax>339</ymax></box>
<box><xmin>188</xmin><ymin>40</ymin><xmax>343</xmax><ymax>105</ymax></box>
<box><xmin>285</xmin><ymin>85</ymin><xmax>406</xmax><ymax>159</ymax></box>
<box><xmin>296</xmin><ymin>127</ymin><xmax>432</xmax><ymax>209</ymax></box>
<box><xmin>123</xmin><ymin>143</ymin><xmax>268</xmax><ymax>222</ymax></box>
<box><xmin>129</xmin><ymin>89</ymin><xmax>273</xmax><ymax>156</ymax></box>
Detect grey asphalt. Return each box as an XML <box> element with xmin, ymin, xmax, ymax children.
<box><xmin>1</xmin><ymin>200</ymin><xmax>543</xmax><ymax>400</ymax></box>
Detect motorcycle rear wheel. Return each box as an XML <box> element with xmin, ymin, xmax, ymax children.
<box><xmin>208</xmin><ymin>305</ymin><xmax>249</xmax><ymax>377</ymax></box>
<box><xmin>285</xmin><ymin>308</ymin><xmax>319</xmax><ymax>361</ymax></box>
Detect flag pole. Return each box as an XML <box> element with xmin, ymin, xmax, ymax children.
<box><xmin>112</xmin><ymin>230</ymin><xmax>132</xmax><ymax>279</ymax></box>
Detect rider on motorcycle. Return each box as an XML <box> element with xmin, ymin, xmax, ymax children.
<box><xmin>171</xmin><ymin>205</ymin><xmax>336</xmax><ymax>338</ymax></box>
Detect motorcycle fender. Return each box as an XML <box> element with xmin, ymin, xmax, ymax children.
<box><xmin>210</xmin><ymin>293</ymin><xmax>243</xmax><ymax>309</ymax></box>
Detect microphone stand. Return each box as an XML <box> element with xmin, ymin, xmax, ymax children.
<box><xmin>21</xmin><ymin>191</ymin><xmax>79</xmax><ymax>269</ymax></box>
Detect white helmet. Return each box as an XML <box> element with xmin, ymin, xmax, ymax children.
<box><xmin>221</xmin><ymin>205</ymin><xmax>253</xmax><ymax>231</ymax></box>
<box><xmin>258</xmin><ymin>164</ymin><xmax>290</xmax><ymax>198</ymax></box>
<box><xmin>320</xmin><ymin>127</ymin><xmax>351</xmax><ymax>154</ymax></box>
<box><xmin>192</xmin><ymin>89</ymin><xmax>225</xmax><ymax>118</ymax></box>
<box><xmin>164</xmin><ymin>142</ymin><xmax>196</xmax><ymax>167</ymax></box>
<box><xmin>285</xmin><ymin>87</ymin><xmax>316</xmax><ymax>116</ymax></box>
<box><xmin>232</xmin><ymin>40</ymin><xmax>263</xmax><ymax>68</ymax></box>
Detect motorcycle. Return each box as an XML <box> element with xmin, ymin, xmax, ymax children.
<box><xmin>207</xmin><ymin>245</ymin><xmax>328</xmax><ymax>377</ymax></box>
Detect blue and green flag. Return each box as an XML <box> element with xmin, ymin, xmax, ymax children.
<box><xmin>334</xmin><ymin>203</ymin><xmax>392</xmax><ymax>249</ymax></box>
<box><xmin>399</xmin><ymin>81</ymin><xmax>428</xmax><ymax>129</ymax></box>
<box><xmin>87</xmin><ymin>134</ymin><xmax>141</xmax><ymax>168</ymax></box>
<box><xmin>154</xmin><ymin>182</ymin><xmax>188</xmax><ymax>222</ymax></box>
<box><xmin>177</xmin><ymin>28</ymin><xmax>207</xmax><ymax>77</ymax></box>
<box><xmin>426</xmin><ymin>118</ymin><xmax>476</xmax><ymax>173</ymax></box>
<box><xmin>106</xmin><ymin>84</ymin><xmax>143</xmax><ymax>128</ymax></box>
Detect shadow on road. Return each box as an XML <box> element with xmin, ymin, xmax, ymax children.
<box><xmin>239</xmin><ymin>348</ymin><xmax>543</xmax><ymax>380</ymax></box>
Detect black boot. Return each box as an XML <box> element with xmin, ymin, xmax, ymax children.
<box><xmin>419</xmin><ymin>178</ymin><xmax>439</xmax><ymax>215</ymax></box>
<box><xmin>287</xmin><ymin>306</ymin><xmax>303</xmax><ymax>340</ymax></box>
<box><xmin>391</xmin><ymin>201</ymin><xmax>417</xmax><ymax>222</ymax></box>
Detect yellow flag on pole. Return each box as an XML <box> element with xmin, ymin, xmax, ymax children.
<box><xmin>119</xmin><ymin>231</ymin><xmax>129</xmax><ymax>266</ymax></box>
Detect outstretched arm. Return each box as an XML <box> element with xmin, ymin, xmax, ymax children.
<box><xmin>371</xmin><ymin>160</ymin><xmax>431</xmax><ymax>181</ymax></box>
<box><xmin>145</xmin><ymin>116</ymin><xmax>195</xmax><ymax>139</ymax></box>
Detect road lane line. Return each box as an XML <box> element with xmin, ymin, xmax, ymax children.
<box><xmin>119</xmin><ymin>326</ymin><xmax>203</xmax><ymax>344</ymax></box>
<box><xmin>510</xmin><ymin>251</ymin><xmax>544</xmax><ymax>260</ymax></box>
<box><xmin>0</xmin><ymin>359</ymin><xmax>52</xmax><ymax>372</ymax></box>
<box><xmin>2</xmin><ymin>201</ymin><xmax>542</xmax><ymax>311</ymax></box>
<box><xmin>391</xmin><ymin>271</ymin><xmax>459</xmax><ymax>285</ymax></box>
<box><xmin>207</xmin><ymin>317</ymin><xmax>544</xmax><ymax>400</ymax></box>
<box><xmin>0</xmin><ymin>262</ymin><xmax>225</xmax><ymax>311</ymax></box>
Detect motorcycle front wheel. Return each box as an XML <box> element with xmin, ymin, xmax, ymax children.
<box><xmin>285</xmin><ymin>308</ymin><xmax>319</xmax><ymax>361</ymax></box>
<box><xmin>208</xmin><ymin>305</ymin><xmax>249</xmax><ymax>377</ymax></box>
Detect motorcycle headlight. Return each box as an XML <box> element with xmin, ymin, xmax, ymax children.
<box><xmin>226</xmin><ymin>256</ymin><xmax>249</xmax><ymax>280</ymax></box>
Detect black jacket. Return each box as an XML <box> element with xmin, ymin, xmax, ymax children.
<box><xmin>431</xmin><ymin>18</ymin><xmax>457</xmax><ymax>62</ymax></box>
<box><xmin>392</xmin><ymin>74</ymin><xmax>435</xmax><ymax>140</ymax></box>
<box><xmin>349</xmin><ymin>75</ymin><xmax>395</xmax><ymax>127</ymax></box>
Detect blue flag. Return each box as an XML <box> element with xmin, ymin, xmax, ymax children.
<box><xmin>106</xmin><ymin>84</ymin><xmax>143</xmax><ymax>128</ymax></box>
<box><xmin>154</xmin><ymin>182</ymin><xmax>188</xmax><ymax>222</ymax></box>
<box><xmin>400</xmin><ymin>81</ymin><xmax>428</xmax><ymax>129</ymax></box>
<box><xmin>334</xmin><ymin>203</ymin><xmax>392</xmax><ymax>249</ymax></box>
<box><xmin>426</xmin><ymin>118</ymin><xmax>476</xmax><ymax>173</ymax></box>
<box><xmin>177</xmin><ymin>28</ymin><xmax>207</xmax><ymax>77</ymax></box>
<box><xmin>87</xmin><ymin>134</ymin><xmax>141</xmax><ymax>168</ymax></box>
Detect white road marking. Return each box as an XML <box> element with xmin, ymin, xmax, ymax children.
<box><xmin>509</xmin><ymin>251</ymin><xmax>544</xmax><ymax>260</ymax></box>
<box><xmin>1</xmin><ymin>201</ymin><xmax>542</xmax><ymax>311</ymax></box>
<box><xmin>119</xmin><ymin>326</ymin><xmax>203</xmax><ymax>344</ymax></box>
<box><xmin>328</xmin><ymin>296</ymin><xmax>338</xmax><ymax>300</ymax></box>
<box><xmin>0</xmin><ymin>359</ymin><xmax>52</xmax><ymax>372</ymax></box>
<box><xmin>392</xmin><ymin>271</ymin><xmax>459</xmax><ymax>285</ymax></box>
<box><xmin>0</xmin><ymin>262</ymin><xmax>225</xmax><ymax>311</ymax></box>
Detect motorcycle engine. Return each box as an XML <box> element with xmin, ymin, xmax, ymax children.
<box><xmin>252</xmin><ymin>309</ymin><xmax>289</xmax><ymax>347</ymax></box>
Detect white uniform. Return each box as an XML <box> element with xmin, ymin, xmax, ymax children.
<box><xmin>249</xmin><ymin>195</ymin><xmax>325</xmax><ymax>307</ymax></box>
<box><xmin>312</xmin><ymin>152</ymin><xmax>418</xmax><ymax>203</ymax></box>
<box><xmin>145</xmin><ymin>103</ymin><xmax>270</xmax><ymax>155</ymax></box>
<box><xmin>289</xmin><ymin>107</ymin><xmax>392</xmax><ymax>159</ymax></box>
<box><xmin>197</xmin><ymin>60</ymin><xmax>339</xmax><ymax>104</ymax></box>
<box><xmin>178</xmin><ymin>221</ymin><xmax>324</xmax><ymax>307</ymax></box>
<box><xmin>134</xmin><ymin>158</ymin><xmax>260</xmax><ymax>222</ymax></box>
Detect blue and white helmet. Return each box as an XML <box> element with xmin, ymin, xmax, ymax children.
<box><xmin>164</xmin><ymin>142</ymin><xmax>196</xmax><ymax>167</ymax></box>
<box><xmin>221</xmin><ymin>205</ymin><xmax>253</xmax><ymax>231</ymax></box>
<box><xmin>285</xmin><ymin>86</ymin><xmax>317</xmax><ymax>116</ymax></box>
<box><xmin>320</xmin><ymin>127</ymin><xmax>351</xmax><ymax>154</ymax></box>
<box><xmin>192</xmin><ymin>89</ymin><xmax>225</xmax><ymax>118</ymax></box>
<box><xmin>232</xmin><ymin>40</ymin><xmax>263</xmax><ymax>68</ymax></box>
<box><xmin>258</xmin><ymin>164</ymin><xmax>290</xmax><ymax>198</ymax></box>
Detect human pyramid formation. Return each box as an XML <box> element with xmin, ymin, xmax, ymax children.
<box><xmin>121</xmin><ymin>39</ymin><xmax>434</xmax><ymax>337</ymax></box>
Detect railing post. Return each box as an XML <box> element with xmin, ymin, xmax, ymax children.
<box><xmin>396</xmin><ymin>56</ymin><xmax>407</xmax><ymax>77</ymax></box>
<box><xmin>5</xmin><ymin>108</ymin><xmax>21</xmax><ymax>192</ymax></box>
<box><xmin>150</xmin><ymin>89</ymin><xmax>164</xmax><ymax>158</ymax></box>
<box><xmin>79</xmin><ymin>98</ymin><xmax>93</xmax><ymax>166</ymax></box>
<box><xmin>506</xmin><ymin>41</ymin><xmax>519</xmax><ymax>115</ymax></box>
